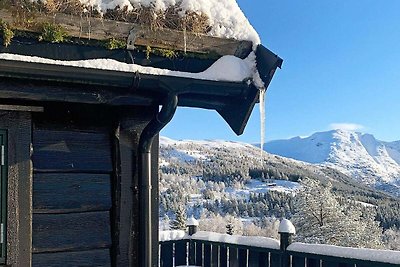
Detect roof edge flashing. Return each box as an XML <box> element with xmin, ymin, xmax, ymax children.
<box><xmin>256</xmin><ymin>44</ymin><xmax>283</xmax><ymax>88</ymax></box>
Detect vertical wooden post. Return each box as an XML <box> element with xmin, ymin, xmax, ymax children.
<box><xmin>278</xmin><ymin>219</ymin><xmax>296</xmax><ymax>267</ymax></box>
<box><xmin>187</xmin><ymin>217</ymin><xmax>199</xmax><ymax>265</ymax></box>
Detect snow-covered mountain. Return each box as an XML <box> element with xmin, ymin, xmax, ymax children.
<box><xmin>159</xmin><ymin>136</ymin><xmax>388</xmax><ymax>199</ymax></box>
<box><xmin>264</xmin><ymin>130</ymin><xmax>400</xmax><ymax>196</ymax></box>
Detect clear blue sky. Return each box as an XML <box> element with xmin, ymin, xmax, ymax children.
<box><xmin>161</xmin><ymin>0</ymin><xmax>400</xmax><ymax>143</ymax></box>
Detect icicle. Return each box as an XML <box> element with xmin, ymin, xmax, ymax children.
<box><xmin>259</xmin><ymin>87</ymin><xmax>266</xmax><ymax>165</ymax></box>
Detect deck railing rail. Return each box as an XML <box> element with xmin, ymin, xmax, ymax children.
<box><xmin>159</xmin><ymin>219</ymin><xmax>400</xmax><ymax>267</ymax></box>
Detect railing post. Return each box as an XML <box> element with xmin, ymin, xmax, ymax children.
<box><xmin>187</xmin><ymin>216</ymin><xmax>199</xmax><ymax>236</ymax></box>
<box><xmin>187</xmin><ymin>217</ymin><xmax>199</xmax><ymax>266</ymax></box>
<box><xmin>279</xmin><ymin>218</ymin><xmax>296</xmax><ymax>267</ymax></box>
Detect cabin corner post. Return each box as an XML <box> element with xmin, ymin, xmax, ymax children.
<box><xmin>116</xmin><ymin>105</ymin><xmax>161</xmax><ymax>267</ymax></box>
<box><xmin>116</xmin><ymin>116</ymin><xmax>141</xmax><ymax>267</ymax></box>
<box><xmin>0</xmin><ymin>111</ymin><xmax>33</xmax><ymax>267</ymax></box>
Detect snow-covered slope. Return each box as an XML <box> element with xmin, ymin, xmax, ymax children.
<box><xmin>264</xmin><ymin>130</ymin><xmax>400</xmax><ymax>196</ymax></box>
<box><xmin>159</xmin><ymin>136</ymin><xmax>384</xmax><ymax>198</ymax></box>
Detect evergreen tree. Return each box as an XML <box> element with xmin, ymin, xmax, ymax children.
<box><xmin>170</xmin><ymin>206</ymin><xmax>187</xmax><ymax>230</ymax></box>
<box><xmin>226</xmin><ymin>221</ymin><xmax>234</xmax><ymax>235</ymax></box>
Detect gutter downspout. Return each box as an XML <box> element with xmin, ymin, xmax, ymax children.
<box><xmin>138</xmin><ymin>93</ymin><xmax>178</xmax><ymax>267</ymax></box>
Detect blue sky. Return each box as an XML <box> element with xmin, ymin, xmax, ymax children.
<box><xmin>161</xmin><ymin>0</ymin><xmax>400</xmax><ymax>143</ymax></box>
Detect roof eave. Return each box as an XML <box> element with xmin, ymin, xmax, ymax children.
<box><xmin>0</xmin><ymin>58</ymin><xmax>260</xmax><ymax>135</ymax></box>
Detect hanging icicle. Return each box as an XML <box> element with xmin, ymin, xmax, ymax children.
<box><xmin>259</xmin><ymin>87</ymin><xmax>266</xmax><ymax>165</ymax></box>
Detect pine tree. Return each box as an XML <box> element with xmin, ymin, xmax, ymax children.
<box><xmin>170</xmin><ymin>206</ymin><xmax>187</xmax><ymax>230</ymax></box>
<box><xmin>226</xmin><ymin>221</ymin><xmax>234</xmax><ymax>235</ymax></box>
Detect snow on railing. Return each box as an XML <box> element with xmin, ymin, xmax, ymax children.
<box><xmin>159</xmin><ymin>230</ymin><xmax>280</xmax><ymax>250</ymax></box>
<box><xmin>190</xmin><ymin>231</ymin><xmax>280</xmax><ymax>250</ymax></box>
<box><xmin>288</xmin><ymin>242</ymin><xmax>400</xmax><ymax>265</ymax></box>
<box><xmin>159</xmin><ymin>219</ymin><xmax>400</xmax><ymax>267</ymax></box>
<box><xmin>159</xmin><ymin>230</ymin><xmax>186</xmax><ymax>242</ymax></box>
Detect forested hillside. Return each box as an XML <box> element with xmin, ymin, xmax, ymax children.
<box><xmin>159</xmin><ymin>137</ymin><xmax>400</xmax><ymax>250</ymax></box>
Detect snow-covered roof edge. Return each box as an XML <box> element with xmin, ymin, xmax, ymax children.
<box><xmin>0</xmin><ymin>53</ymin><xmax>254</xmax><ymax>83</ymax></box>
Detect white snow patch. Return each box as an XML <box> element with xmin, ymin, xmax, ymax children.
<box><xmin>355</xmin><ymin>201</ymin><xmax>376</xmax><ymax>208</ymax></box>
<box><xmin>278</xmin><ymin>218</ymin><xmax>295</xmax><ymax>234</ymax></box>
<box><xmin>190</xmin><ymin>231</ymin><xmax>280</xmax><ymax>250</ymax></box>
<box><xmin>186</xmin><ymin>216</ymin><xmax>199</xmax><ymax>226</ymax></box>
<box><xmin>159</xmin><ymin>230</ymin><xmax>186</xmax><ymax>242</ymax></box>
<box><xmin>288</xmin><ymin>242</ymin><xmax>400</xmax><ymax>265</ymax></box>
<box><xmin>225</xmin><ymin>179</ymin><xmax>300</xmax><ymax>197</ymax></box>
<box><xmin>0</xmin><ymin>53</ymin><xmax>254</xmax><ymax>83</ymax></box>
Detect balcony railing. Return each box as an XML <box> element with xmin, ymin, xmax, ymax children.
<box><xmin>159</xmin><ymin>219</ymin><xmax>400</xmax><ymax>267</ymax></box>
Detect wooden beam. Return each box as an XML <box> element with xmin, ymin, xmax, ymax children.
<box><xmin>0</xmin><ymin>9</ymin><xmax>252</xmax><ymax>58</ymax></box>
<box><xmin>0</xmin><ymin>78</ymin><xmax>154</xmax><ymax>106</ymax></box>
<box><xmin>0</xmin><ymin>104</ymin><xmax>43</xmax><ymax>112</ymax></box>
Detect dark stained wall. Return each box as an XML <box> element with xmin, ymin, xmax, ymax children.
<box><xmin>0</xmin><ymin>102</ymin><xmax>159</xmax><ymax>266</ymax></box>
<box><xmin>31</xmin><ymin>106</ymin><xmax>115</xmax><ymax>267</ymax></box>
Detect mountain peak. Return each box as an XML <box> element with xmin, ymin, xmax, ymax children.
<box><xmin>264</xmin><ymin>130</ymin><xmax>400</xmax><ymax>196</ymax></box>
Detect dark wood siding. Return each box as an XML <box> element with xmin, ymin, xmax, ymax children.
<box><xmin>32</xmin><ymin>116</ymin><xmax>113</xmax><ymax>266</ymax></box>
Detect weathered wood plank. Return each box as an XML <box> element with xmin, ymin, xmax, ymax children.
<box><xmin>195</xmin><ymin>241</ymin><xmax>203</xmax><ymax>266</ymax></box>
<box><xmin>228</xmin><ymin>247</ymin><xmax>239</xmax><ymax>267</ymax></box>
<box><xmin>175</xmin><ymin>240</ymin><xmax>187</xmax><ymax>266</ymax></box>
<box><xmin>0</xmin><ymin>78</ymin><xmax>154</xmax><ymax>106</ymax></box>
<box><xmin>188</xmin><ymin>240</ymin><xmax>196</xmax><ymax>266</ymax></box>
<box><xmin>292</xmin><ymin>256</ymin><xmax>306</xmax><ymax>267</ymax></box>
<box><xmin>0</xmin><ymin>104</ymin><xmax>43</xmax><ymax>112</ymax></box>
<box><xmin>258</xmin><ymin>252</ymin><xmax>268</xmax><ymax>267</ymax></box>
<box><xmin>307</xmin><ymin>258</ymin><xmax>320</xmax><ymax>267</ymax></box>
<box><xmin>0</xmin><ymin>9</ymin><xmax>252</xmax><ymax>57</ymax></box>
<box><xmin>33</xmin><ymin>173</ymin><xmax>111</xmax><ymax>213</ymax></box>
<box><xmin>238</xmin><ymin>248</ymin><xmax>248</xmax><ymax>266</ymax></box>
<box><xmin>270</xmin><ymin>252</ymin><xmax>280</xmax><ymax>267</ymax></box>
<box><xmin>32</xmin><ymin>211</ymin><xmax>111</xmax><ymax>253</ymax></box>
<box><xmin>159</xmin><ymin>242</ymin><xmax>173</xmax><ymax>267</ymax></box>
<box><xmin>204</xmin><ymin>243</ymin><xmax>212</xmax><ymax>267</ymax></box>
<box><xmin>33</xmin><ymin>129</ymin><xmax>112</xmax><ymax>172</ymax></box>
<box><xmin>248</xmin><ymin>250</ymin><xmax>260</xmax><ymax>267</ymax></box>
<box><xmin>219</xmin><ymin>245</ymin><xmax>228</xmax><ymax>267</ymax></box>
<box><xmin>211</xmin><ymin>244</ymin><xmax>219</xmax><ymax>267</ymax></box>
<box><xmin>32</xmin><ymin>248</ymin><xmax>111</xmax><ymax>267</ymax></box>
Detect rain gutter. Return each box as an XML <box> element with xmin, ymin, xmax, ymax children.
<box><xmin>138</xmin><ymin>94</ymin><xmax>178</xmax><ymax>267</ymax></box>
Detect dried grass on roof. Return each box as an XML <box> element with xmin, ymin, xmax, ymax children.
<box><xmin>4</xmin><ymin>0</ymin><xmax>211</xmax><ymax>34</ymax></box>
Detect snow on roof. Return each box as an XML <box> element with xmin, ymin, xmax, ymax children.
<box><xmin>288</xmin><ymin>242</ymin><xmax>400</xmax><ymax>265</ymax></box>
<box><xmin>75</xmin><ymin>0</ymin><xmax>260</xmax><ymax>44</ymax></box>
<box><xmin>0</xmin><ymin>52</ymin><xmax>255</xmax><ymax>83</ymax></box>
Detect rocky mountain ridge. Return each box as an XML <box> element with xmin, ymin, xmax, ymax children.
<box><xmin>264</xmin><ymin>130</ymin><xmax>400</xmax><ymax>196</ymax></box>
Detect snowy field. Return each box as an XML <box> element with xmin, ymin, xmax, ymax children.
<box><xmin>226</xmin><ymin>179</ymin><xmax>299</xmax><ymax>197</ymax></box>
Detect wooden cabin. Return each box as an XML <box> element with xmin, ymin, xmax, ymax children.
<box><xmin>0</xmin><ymin>5</ymin><xmax>282</xmax><ymax>267</ymax></box>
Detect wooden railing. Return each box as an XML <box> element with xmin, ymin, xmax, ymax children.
<box><xmin>159</xmin><ymin>233</ymin><xmax>281</xmax><ymax>267</ymax></box>
<box><xmin>159</xmin><ymin>225</ymin><xmax>400</xmax><ymax>267</ymax></box>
